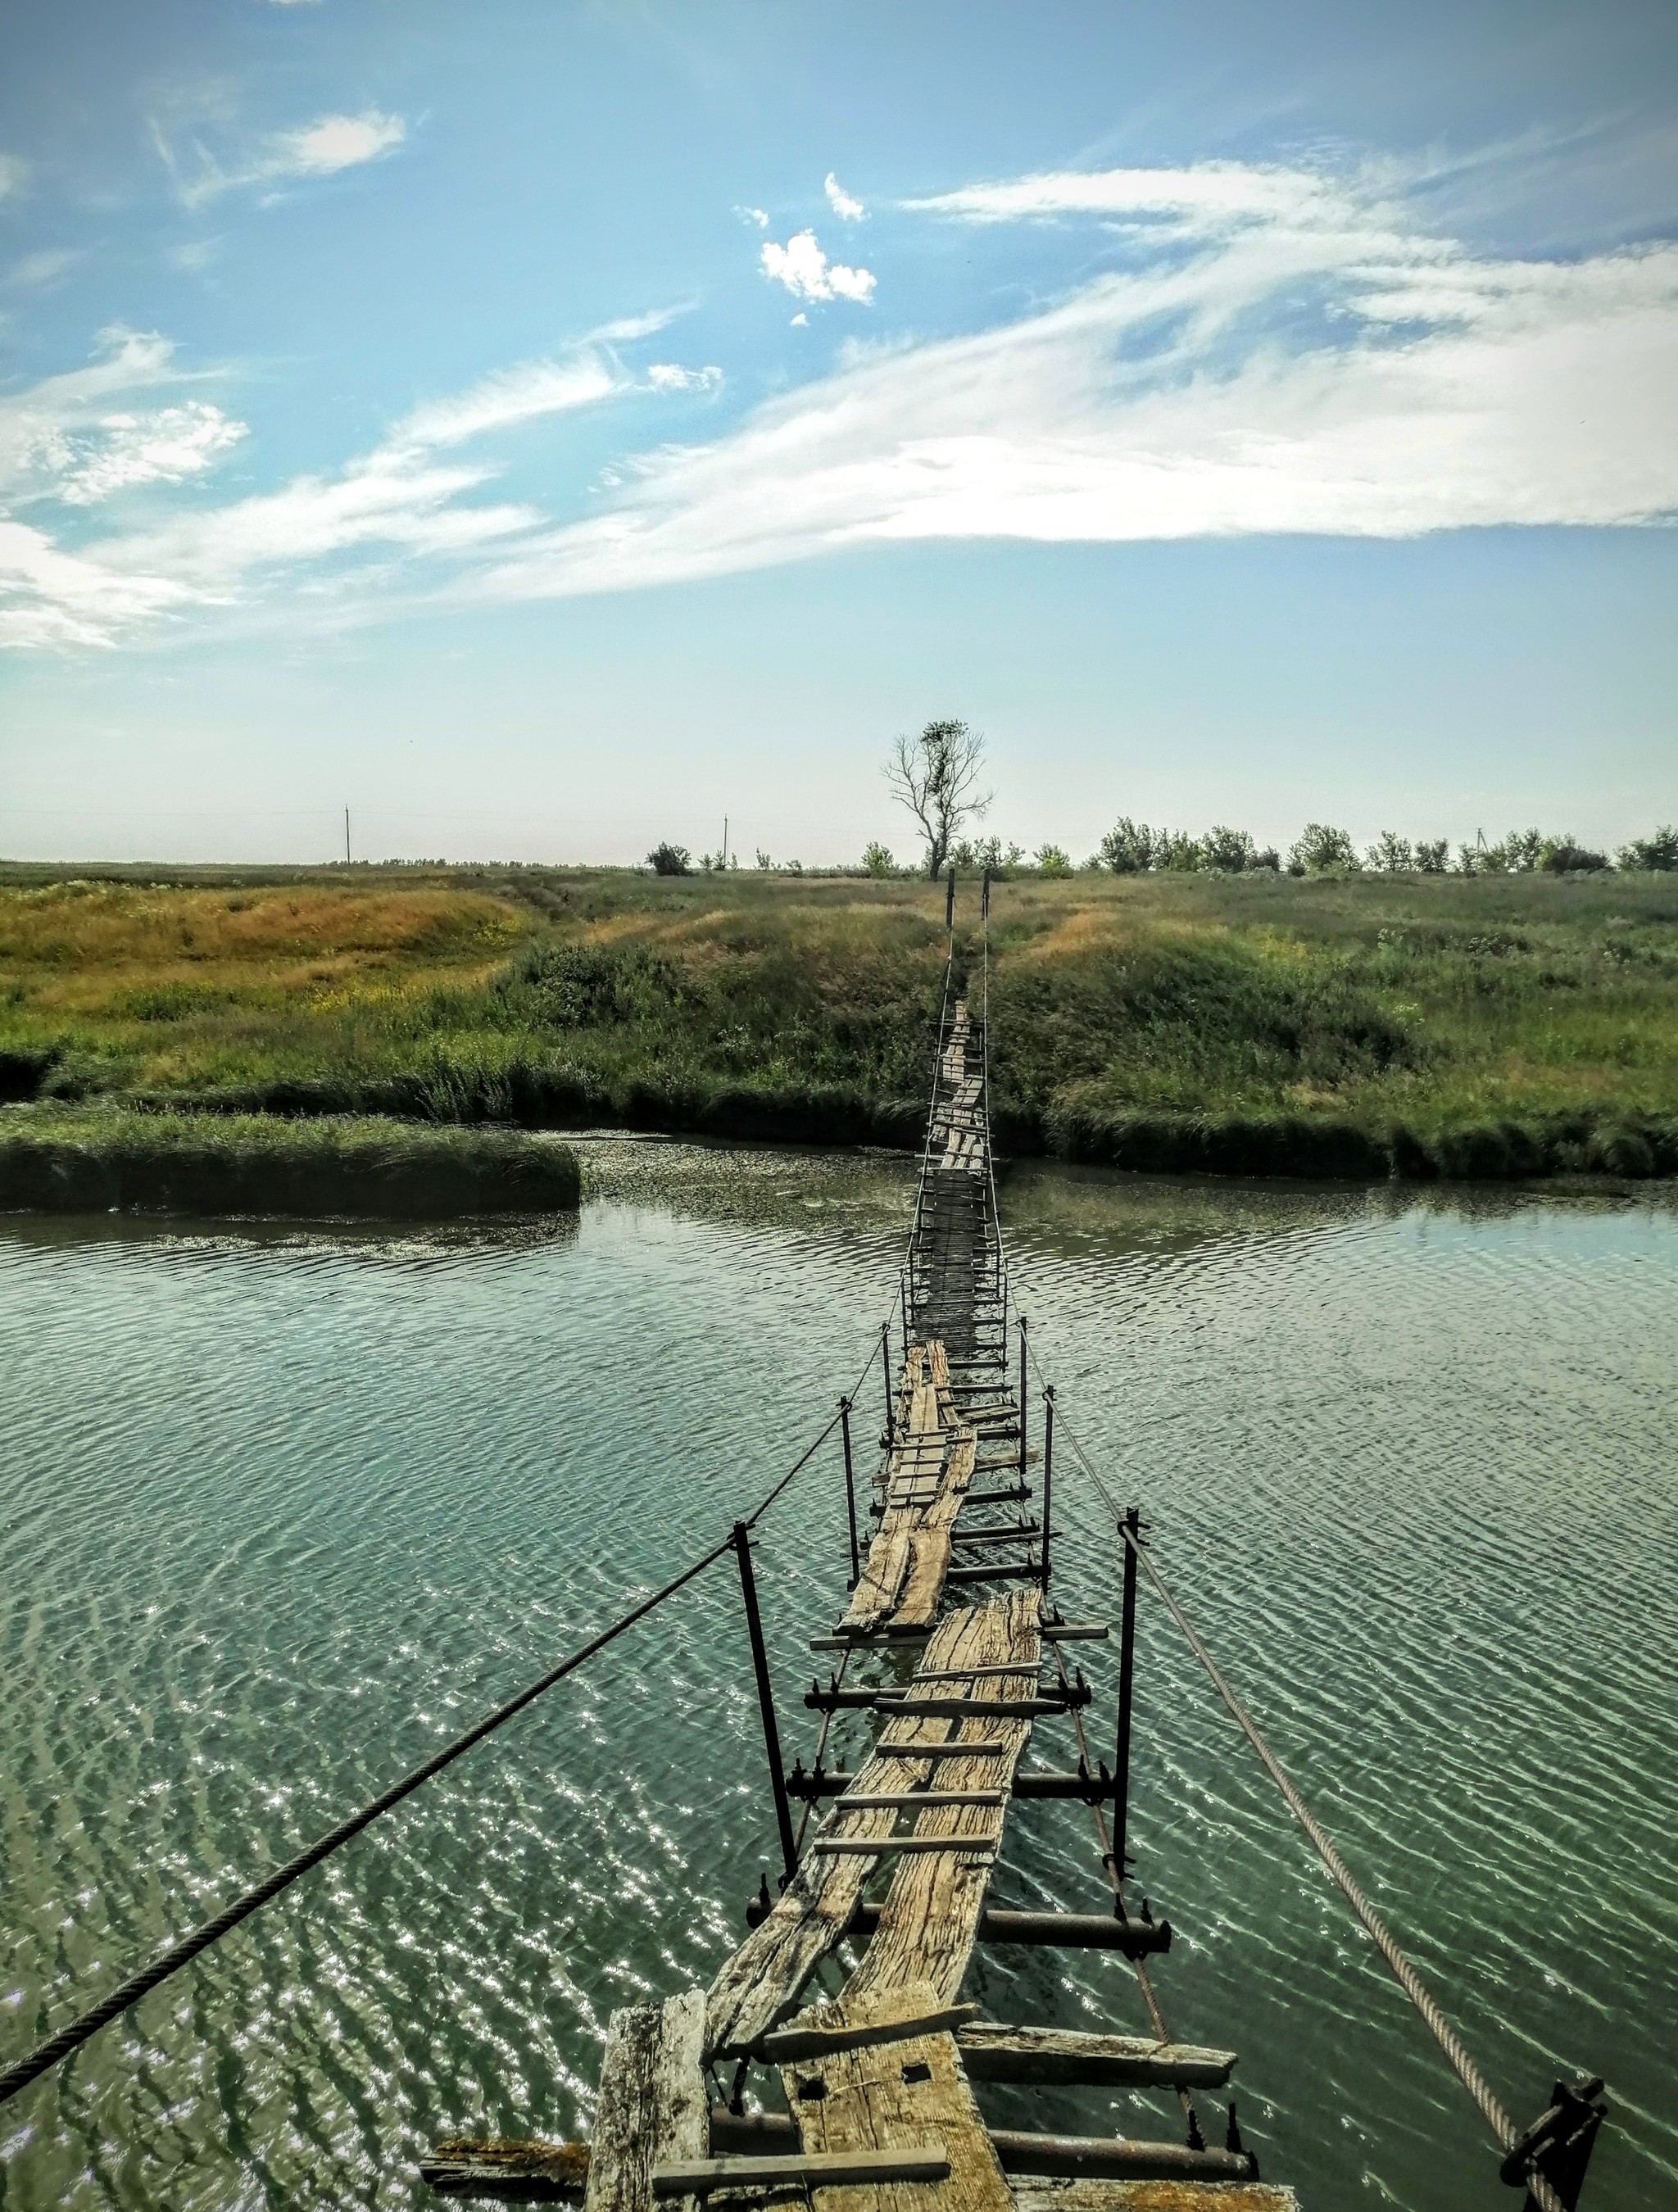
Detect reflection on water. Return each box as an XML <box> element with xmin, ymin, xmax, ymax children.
<box><xmin>2</xmin><ymin>1148</ymin><xmax>1675</xmax><ymax>2210</ymax></box>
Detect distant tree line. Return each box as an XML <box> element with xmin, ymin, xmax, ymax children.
<box><xmin>1089</xmin><ymin>820</ymin><xmax>1678</xmax><ymax>877</ymax></box>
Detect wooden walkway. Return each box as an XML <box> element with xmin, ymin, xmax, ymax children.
<box><xmin>424</xmin><ymin>985</ymin><xmax>1298</xmax><ymax>2210</ymax></box>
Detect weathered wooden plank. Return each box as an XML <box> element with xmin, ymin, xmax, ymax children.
<box><xmin>760</xmin><ymin>2001</ymin><xmax>977</xmax><ymax>2061</ymax></box>
<box><xmin>891</xmin><ymin>1429</ymin><xmax>977</xmax><ymax>1629</ymax></box>
<box><xmin>845</xmin><ymin>1590</ymin><xmax>1041</xmax><ymax>2007</ymax></box>
<box><xmin>955</xmin><ymin>2024</ymin><xmax>1236</xmax><ymax>2090</ymax></box>
<box><xmin>583</xmin><ymin>1988</ymin><xmax>706</xmax><ymax>2212</ymax></box>
<box><xmin>705</xmin><ymin>1607</ymin><xmax>996</xmax><ymax>2059</ymax></box>
<box><xmin>778</xmin><ymin>1983</ymin><xmax>1013</xmax><ymax>2212</ymax></box>
<box><xmin>421</xmin><ymin>2137</ymin><xmax>588</xmax><ymax>2201</ymax></box>
<box><xmin>831</xmin><ymin>1791</ymin><xmax>1005</xmax><ymax>1811</ymax></box>
<box><xmin>652</xmin><ymin>2151</ymin><xmax>949</xmax><ymax>2196</ymax></box>
<box><xmin>1006</xmin><ymin>2183</ymin><xmax>1299</xmax><ymax>2212</ymax></box>
<box><xmin>814</xmin><ymin>1835</ymin><xmax>997</xmax><ymax>1857</ymax></box>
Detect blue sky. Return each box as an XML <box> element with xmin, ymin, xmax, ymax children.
<box><xmin>2</xmin><ymin>0</ymin><xmax>1676</xmax><ymax>865</ymax></box>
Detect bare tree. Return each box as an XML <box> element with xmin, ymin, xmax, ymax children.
<box><xmin>886</xmin><ymin>719</ymin><xmax>991</xmax><ymax>880</ymax></box>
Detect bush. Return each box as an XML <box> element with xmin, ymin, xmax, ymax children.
<box><xmin>1617</xmin><ymin>827</ymin><xmax>1678</xmax><ymax>872</ymax></box>
<box><xmin>1540</xmin><ymin>839</ymin><xmax>1609</xmax><ymax>874</ymax></box>
<box><xmin>1155</xmin><ymin>830</ymin><xmax>1203</xmax><ymax>873</ymax></box>
<box><xmin>1414</xmin><ymin>839</ymin><xmax>1449</xmax><ymax>873</ymax></box>
<box><xmin>1034</xmin><ymin>844</ymin><xmax>1073</xmax><ymax>877</ymax></box>
<box><xmin>862</xmin><ymin>841</ymin><xmax>896</xmax><ymax>877</ymax></box>
<box><xmin>1367</xmin><ymin>832</ymin><xmax>1413</xmax><ymax>873</ymax></box>
<box><xmin>502</xmin><ymin>941</ymin><xmax>690</xmax><ymax>1027</ymax></box>
<box><xmin>647</xmin><ymin>842</ymin><xmax>692</xmax><ymax>876</ymax></box>
<box><xmin>1097</xmin><ymin>818</ymin><xmax>1154</xmax><ymax>873</ymax></box>
<box><xmin>1288</xmin><ymin>823</ymin><xmax>1358</xmax><ymax>875</ymax></box>
<box><xmin>1202</xmin><ymin>825</ymin><xmax>1257</xmax><ymax>873</ymax></box>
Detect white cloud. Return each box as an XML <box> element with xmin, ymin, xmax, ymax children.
<box><xmin>0</xmin><ymin>153</ymin><xmax>25</xmax><ymax>202</ymax></box>
<box><xmin>790</xmin><ymin>312</ymin><xmax>808</xmax><ymax>328</ymax></box>
<box><xmin>156</xmin><ymin>105</ymin><xmax>407</xmax><ymax>207</ymax></box>
<box><xmin>469</xmin><ymin>163</ymin><xmax>1678</xmax><ymax>603</ymax></box>
<box><xmin>6</xmin><ymin>249</ymin><xmax>81</xmax><ymax>290</ymax></box>
<box><xmin>0</xmin><ymin>519</ymin><xmax>202</xmax><ymax>649</ymax></box>
<box><xmin>905</xmin><ymin>161</ymin><xmax>1343</xmax><ymax>230</ymax></box>
<box><xmin>272</xmin><ymin>109</ymin><xmax>406</xmax><ymax>177</ymax></box>
<box><xmin>25</xmin><ymin>404</ymin><xmax>247</xmax><ymax>505</ymax></box>
<box><xmin>736</xmin><ymin>205</ymin><xmax>769</xmax><ymax>229</ymax></box>
<box><xmin>646</xmin><ymin>362</ymin><xmax>722</xmax><ymax>392</ymax></box>
<box><xmin>390</xmin><ymin>354</ymin><xmax>622</xmax><ymax>449</ymax></box>
<box><xmin>825</xmin><ymin>172</ymin><xmax>865</xmax><ymax>221</ymax></box>
<box><xmin>760</xmin><ymin>229</ymin><xmax>876</xmax><ymax>304</ymax></box>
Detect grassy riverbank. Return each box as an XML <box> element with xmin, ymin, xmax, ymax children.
<box><xmin>2</xmin><ymin>861</ymin><xmax>1676</xmax><ymax>1180</ymax></box>
<box><xmin>0</xmin><ymin>1108</ymin><xmax>580</xmax><ymax>1217</ymax></box>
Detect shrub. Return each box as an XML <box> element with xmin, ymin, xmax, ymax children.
<box><xmin>1288</xmin><ymin>823</ymin><xmax>1358</xmax><ymax>875</ymax></box>
<box><xmin>647</xmin><ymin>842</ymin><xmax>692</xmax><ymax>876</ymax></box>
<box><xmin>1617</xmin><ymin>827</ymin><xmax>1678</xmax><ymax>872</ymax></box>
<box><xmin>1367</xmin><ymin>832</ymin><xmax>1413</xmax><ymax>873</ymax></box>
<box><xmin>1414</xmin><ymin>839</ymin><xmax>1449</xmax><ymax>873</ymax></box>
<box><xmin>1155</xmin><ymin>830</ymin><xmax>1203</xmax><ymax>873</ymax></box>
<box><xmin>503</xmin><ymin>941</ymin><xmax>691</xmax><ymax>1027</ymax></box>
<box><xmin>1540</xmin><ymin>839</ymin><xmax>1609</xmax><ymax>874</ymax></box>
<box><xmin>1034</xmin><ymin>844</ymin><xmax>1073</xmax><ymax>877</ymax></box>
<box><xmin>862</xmin><ymin>841</ymin><xmax>896</xmax><ymax>876</ymax></box>
<box><xmin>1097</xmin><ymin>818</ymin><xmax>1154</xmax><ymax>873</ymax></box>
<box><xmin>1202</xmin><ymin>825</ymin><xmax>1257</xmax><ymax>873</ymax></box>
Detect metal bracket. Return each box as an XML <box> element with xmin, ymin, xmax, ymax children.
<box><xmin>1499</xmin><ymin>2076</ymin><xmax>1607</xmax><ymax>2210</ymax></box>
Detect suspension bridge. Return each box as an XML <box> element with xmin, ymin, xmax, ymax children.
<box><xmin>0</xmin><ymin>879</ymin><xmax>1607</xmax><ymax>2211</ymax></box>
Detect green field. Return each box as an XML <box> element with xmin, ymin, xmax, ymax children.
<box><xmin>3</xmin><ymin>860</ymin><xmax>1676</xmax><ymax>1181</ymax></box>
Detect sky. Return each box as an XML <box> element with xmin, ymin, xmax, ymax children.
<box><xmin>1</xmin><ymin>0</ymin><xmax>1676</xmax><ymax>867</ymax></box>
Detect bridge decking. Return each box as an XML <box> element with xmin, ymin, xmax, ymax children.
<box><xmin>423</xmin><ymin>983</ymin><xmax>1298</xmax><ymax>2210</ymax></box>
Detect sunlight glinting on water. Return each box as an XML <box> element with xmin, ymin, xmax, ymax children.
<box><xmin>2</xmin><ymin>1148</ymin><xmax>1675</xmax><ymax>2210</ymax></box>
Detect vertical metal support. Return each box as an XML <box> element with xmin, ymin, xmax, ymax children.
<box><xmin>899</xmin><ymin>1270</ymin><xmax>909</xmax><ymax>1366</ymax></box>
<box><xmin>732</xmin><ymin>1521</ymin><xmax>798</xmax><ymax>1888</ymax></box>
<box><xmin>1041</xmin><ymin>1386</ymin><xmax>1054</xmax><ymax>1589</ymax></box>
<box><xmin>1113</xmin><ymin>1506</ymin><xmax>1140</xmax><ymax>1899</ymax></box>
<box><xmin>881</xmin><ymin>1321</ymin><xmax>895</xmax><ymax>1447</ymax></box>
<box><xmin>1017</xmin><ymin>1314</ymin><xmax>1029</xmax><ymax>1477</ymax></box>
<box><xmin>839</xmin><ymin>1398</ymin><xmax>860</xmax><ymax>1590</ymax></box>
<box><xmin>1000</xmin><ymin>1268</ymin><xmax>1008</xmax><ymax>1349</ymax></box>
<box><xmin>981</xmin><ymin>865</ymin><xmax>991</xmax><ymax>919</ymax></box>
<box><xmin>946</xmin><ymin>866</ymin><xmax>955</xmax><ymax>929</ymax></box>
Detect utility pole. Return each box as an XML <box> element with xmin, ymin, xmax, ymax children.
<box><xmin>344</xmin><ymin>808</ymin><xmax>351</xmax><ymax>866</ymax></box>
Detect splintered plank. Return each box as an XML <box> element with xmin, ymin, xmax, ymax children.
<box><xmin>582</xmin><ymin>1989</ymin><xmax>706</xmax><ymax>2212</ymax></box>
<box><xmin>778</xmin><ymin>1981</ymin><xmax>1013</xmax><ymax>2212</ymax></box>
<box><xmin>845</xmin><ymin>1342</ymin><xmax>968</xmax><ymax>1636</ymax></box>
<box><xmin>891</xmin><ymin>1430</ymin><xmax>977</xmax><ymax>1630</ymax></box>
<box><xmin>705</xmin><ymin>1609</ymin><xmax>1008</xmax><ymax>2060</ymax></box>
<box><xmin>845</xmin><ymin>1589</ymin><xmax>1041</xmax><ymax>2006</ymax></box>
<box><xmin>1006</xmin><ymin>2187</ymin><xmax>1299</xmax><ymax>2212</ymax></box>
<box><xmin>955</xmin><ymin>2024</ymin><xmax>1236</xmax><ymax>2090</ymax></box>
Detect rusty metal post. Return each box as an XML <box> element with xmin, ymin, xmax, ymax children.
<box><xmin>839</xmin><ymin>1397</ymin><xmax>860</xmax><ymax>1589</ymax></box>
<box><xmin>900</xmin><ymin>1269</ymin><xmax>909</xmax><ymax>1366</ymax></box>
<box><xmin>1041</xmin><ymin>1385</ymin><xmax>1055</xmax><ymax>1589</ymax></box>
<box><xmin>1113</xmin><ymin>1506</ymin><xmax>1140</xmax><ymax>1898</ymax></box>
<box><xmin>1017</xmin><ymin>1313</ymin><xmax>1029</xmax><ymax>1477</ymax></box>
<box><xmin>732</xmin><ymin>1521</ymin><xmax>798</xmax><ymax>1888</ymax></box>
<box><xmin>881</xmin><ymin>1320</ymin><xmax>895</xmax><ymax>1447</ymax></box>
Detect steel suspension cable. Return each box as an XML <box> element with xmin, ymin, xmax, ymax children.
<box><xmin>1032</xmin><ymin>1375</ymin><xmax>1568</xmax><ymax>2212</ymax></box>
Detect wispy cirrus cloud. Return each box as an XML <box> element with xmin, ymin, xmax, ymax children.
<box><xmin>0</xmin><ymin>316</ymin><xmax>687</xmax><ymax>646</ymax></box>
<box><xmin>473</xmin><ymin>160</ymin><xmax>1678</xmax><ymax>603</ymax></box>
<box><xmin>0</xmin><ymin>153</ymin><xmax>26</xmax><ymax>202</ymax></box>
<box><xmin>5</xmin><ymin>249</ymin><xmax>83</xmax><ymax>291</ymax></box>
<box><xmin>152</xmin><ymin>104</ymin><xmax>407</xmax><ymax>208</ymax></box>
<box><xmin>760</xmin><ymin>229</ymin><xmax>876</xmax><ymax>303</ymax></box>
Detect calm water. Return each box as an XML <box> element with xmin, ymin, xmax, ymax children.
<box><xmin>2</xmin><ymin>1145</ymin><xmax>1675</xmax><ymax>2211</ymax></box>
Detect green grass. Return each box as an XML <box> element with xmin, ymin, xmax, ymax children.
<box><xmin>2</xmin><ymin>860</ymin><xmax>1677</xmax><ymax>1181</ymax></box>
<box><xmin>0</xmin><ymin>1106</ymin><xmax>580</xmax><ymax>1217</ymax></box>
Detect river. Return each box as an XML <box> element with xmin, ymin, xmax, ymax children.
<box><xmin>2</xmin><ymin>1143</ymin><xmax>1675</xmax><ymax>2210</ymax></box>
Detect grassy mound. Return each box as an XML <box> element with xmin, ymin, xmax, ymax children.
<box><xmin>0</xmin><ymin>1109</ymin><xmax>580</xmax><ymax>1218</ymax></box>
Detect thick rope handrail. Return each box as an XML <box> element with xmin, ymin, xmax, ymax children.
<box><xmin>1034</xmin><ymin>1375</ymin><xmax>1570</xmax><ymax>2212</ymax></box>
<box><xmin>0</xmin><ymin>1340</ymin><xmax>868</xmax><ymax>2113</ymax></box>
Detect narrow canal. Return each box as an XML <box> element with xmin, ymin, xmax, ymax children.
<box><xmin>2</xmin><ymin>1145</ymin><xmax>1673</xmax><ymax>2210</ymax></box>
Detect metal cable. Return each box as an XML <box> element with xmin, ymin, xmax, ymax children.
<box><xmin>1038</xmin><ymin>1383</ymin><xmax>1567</xmax><ymax>2212</ymax></box>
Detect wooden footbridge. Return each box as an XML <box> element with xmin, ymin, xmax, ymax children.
<box><xmin>0</xmin><ymin>897</ymin><xmax>1605</xmax><ymax>2212</ymax></box>
<box><xmin>424</xmin><ymin>968</ymin><xmax>1296</xmax><ymax>2210</ymax></box>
